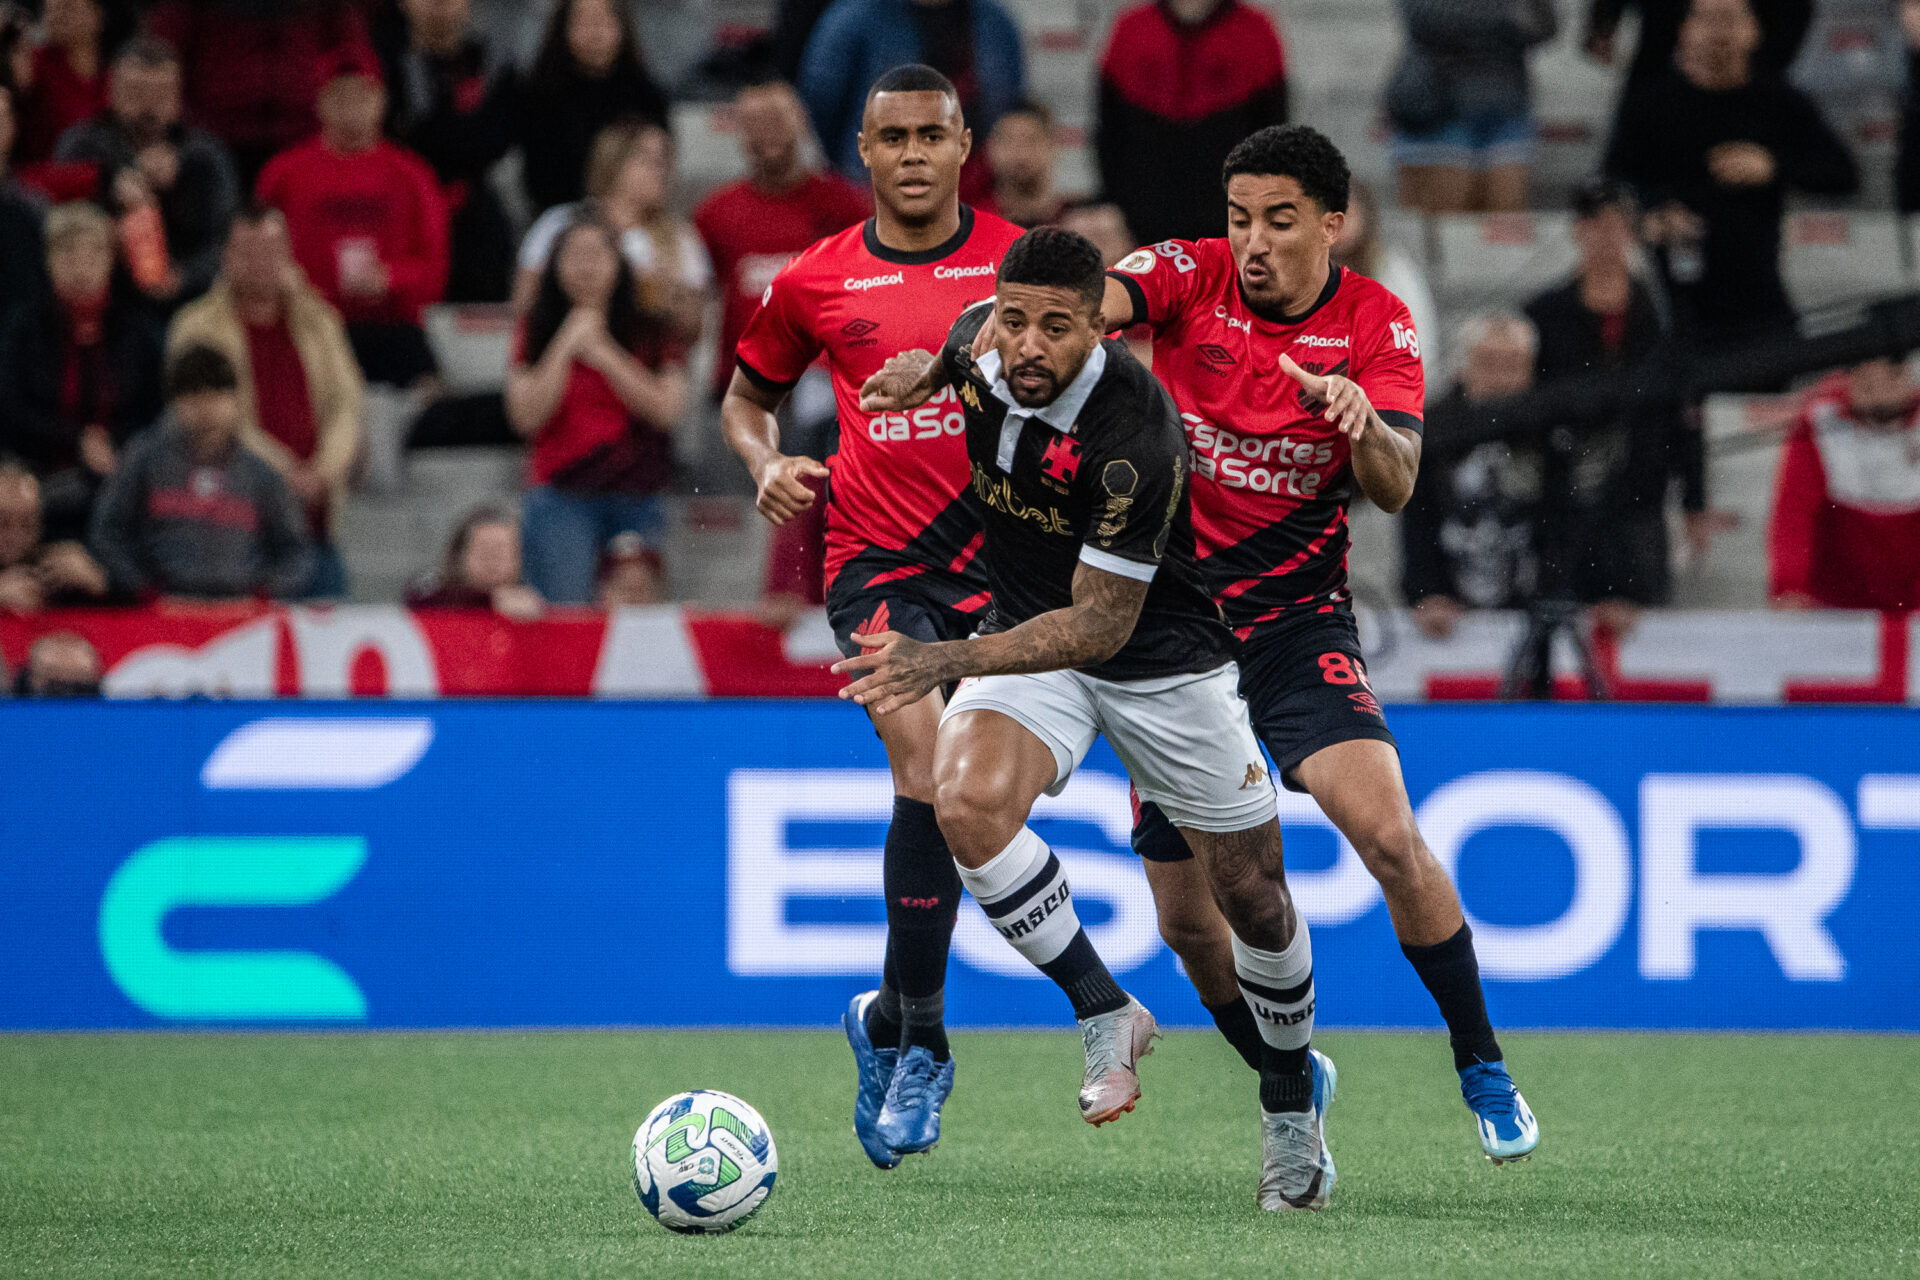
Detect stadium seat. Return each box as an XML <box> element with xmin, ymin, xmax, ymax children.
<box><xmin>1783</xmin><ymin>213</ymin><xmax>1910</xmax><ymax>312</ymax></box>
<box><xmin>423</xmin><ymin>305</ymin><xmax>516</xmax><ymax>396</ymax></box>
<box><xmin>1430</xmin><ymin>213</ymin><xmax>1579</xmax><ymax>316</ymax></box>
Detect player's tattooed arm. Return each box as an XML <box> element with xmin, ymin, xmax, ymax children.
<box><xmin>1277</xmin><ymin>354</ymin><xmax>1423</xmax><ymax>513</ymax></box>
<box><xmin>857</xmin><ymin>349</ymin><xmax>947</xmax><ymax>412</ymax></box>
<box><xmin>831</xmin><ymin>564</ymin><xmax>1149</xmax><ymax>716</ymax></box>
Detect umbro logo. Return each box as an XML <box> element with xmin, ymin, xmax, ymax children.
<box><xmin>841</xmin><ymin>318</ymin><xmax>878</xmax><ymax>337</ymax></box>
<box><xmin>1197</xmin><ymin>342</ymin><xmax>1237</xmax><ymax>375</ymax></box>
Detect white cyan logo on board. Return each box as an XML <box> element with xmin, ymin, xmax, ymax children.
<box><xmin>725</xmin><ymin>767</ymin><xmax>1919</xmax><ymax>984</ymax></box>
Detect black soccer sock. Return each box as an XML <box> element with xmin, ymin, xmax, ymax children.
<box><xmin>1204</xmin><ymin>997</ymin><xmax>1265</xmax><ymax>1072</ymax></box>
<box><xmin>1401</xmin><ymin>923</ymin><xmax>1504</xmax><ymax>1071</ymax></box>
<box><xmin>882</xmin><ymin>797</ymin><xmax>961</xmax><ymax>1059</ymax></box>
<box><xmin>956</xmin><ymin>826</ymin><xmax>1128</xmax><ymax>1020</ymax></box>
<box><xmin>865</xmin><ymin>965</ymin><xmax>903</xmax><ymax>1052</ymax></box>
<box><xmin>1235</xmin><ymin>925</ymin><xmax>1315</xmax><ymax>1114</ymax></box>
<box><xmin>900</xmin><ymin>992</ymin><xmax>949</xmax><ymax>1060</ymax></box>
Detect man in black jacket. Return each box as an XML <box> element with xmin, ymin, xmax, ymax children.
<box><xmin>1522</xmin><ymin>179</ymin><xmax>1709</xmax><ymax>616</ymax></box>
<box><xmin>1604</xmin><ymin>0</ymin><xmax>1856</xmax><ymax>348</ymax></box>
<box><xmin>55</xmin><ymin>36</ymin><xmax>241</xmax><ymax>310</ymax></box>
<box><xmin>0</xmin><ymin>86</ymin><xmax>48</xmax><ymax>327</ymax></box>
<box><xmin>371</xmin><ymin>0</ymin><xmax>517</xmax><ymax>302</ymax></box>
<box><xmin>90</xmin><ymin>344</ymin><xmax>313</xmax><ymax>601</ymax></box>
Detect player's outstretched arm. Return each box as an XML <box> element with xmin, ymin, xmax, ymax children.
<box><xmin>831</xmin><ymin>564</ymin><xmax>1149</xmax><ymax>717</ymax></box>
<box><xmin>858</xmin><ymin>349</ymin><xmax>946</xmax><ymax>412</ymax></box>
<box><xmin>721</xmin><ymin>368</ymin><xmax>829</xmax><ymax>526</ymax></box>
<box><xmin>1277</xmin><ymin>353</ymin><xmax>1423</xmax><ymax>513</ymax></box>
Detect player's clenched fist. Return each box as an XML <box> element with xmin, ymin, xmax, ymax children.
<box><xmin>858</xmin><ymin>350</ymin><xmax>942</xmax><ymax>412</ymax></box>
<box><xmin>1277</xmin><ymin>353</ymin><xmax>1374</xmax><ymax>443</ymax></box>
<box><xmin>832</xmin><ymin>629</ymin><xmax>948</xmax><ymax>717</ymax></box>
<box><xmin>753</xmin><ymin>452</ymin><xmax>831</xmax><ymax>525</ymax></box>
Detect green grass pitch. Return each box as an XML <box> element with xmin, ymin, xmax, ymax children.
<box><xmin>2</xmin><ymin>1030</ymin><xmax>1914</xmax><ymax>1278</ymax></box>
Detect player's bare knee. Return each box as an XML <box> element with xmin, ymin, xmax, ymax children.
<box><xmin>932</xmin><ymin>770</ymin><xmax>1019</xmax><ymax>868</ymax></box>
<box><xmin>1351</xmin><ymin>813</ymin><xmax>1430</xmax><ymax>892</ymax></box>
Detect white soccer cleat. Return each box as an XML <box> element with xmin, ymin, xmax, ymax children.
<box><xmin>1258</xmin><ymin>1050</ymin><xmax>1337</xmax><ymax>1212</ymax></box>
<box><xmin>1076</xmin><ymin>997</ymin><xmax>1158</xmax><ymax>1125</ymax></box>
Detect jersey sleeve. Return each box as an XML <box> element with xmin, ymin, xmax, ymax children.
<box><xmin>732</xmin><ymin>262</ymin><xmax>822</xmax><ymax>393</ymax></box>
<box><xmin>1078</xmin><ymin>392</ymin><xmax>1187</xmax><ymax>584</ymax></box>
<box><xmin>1359</xmin><ymin>292</ymin><xmax>1428</xmax><ymax>433</ymax></box>
<box><xmin>940</xmin><ymin>300</ymin><xmax>995</xmax><ymax>386</ymax></box>
<box><xmin>1105</xmin><ymin>239</ymin><xmax>1207</xmax><ymax>331</ymax></box>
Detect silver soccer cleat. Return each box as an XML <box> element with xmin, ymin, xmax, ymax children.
<box><xmin>1076</xmin><ymin>997</ymin><xmax>1159</xmax><ymax>1125</ymax></box>
<box><xmin>1258</xmin><ymin>1049</ymin><xmax>1337</xmax><ymax>1212</ymax></box>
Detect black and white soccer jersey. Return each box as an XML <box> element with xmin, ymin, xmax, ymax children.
<box><xmin>939</xmin><ymin>303</ymin><xmax>1235</xmax><ymax>682</ymax></box>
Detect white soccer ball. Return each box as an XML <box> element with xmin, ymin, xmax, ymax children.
<box><xmin>631</xmin><ymin>1090</ymin><xmax>779</xmax><ymax>1234</ymax></box>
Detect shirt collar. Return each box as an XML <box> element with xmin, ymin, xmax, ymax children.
<box><xmin>977</xmin><ymin>342</ymin><xmax>1107</xmax><ymax>433</ymax></box>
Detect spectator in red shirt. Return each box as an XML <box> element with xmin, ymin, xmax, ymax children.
<box><xmin>0</xmin><ymin>201</ymin><xmax>164</xmax><ymax>542</ymax></box>
<box><xmin>168</xmin><ymin>205</ymin><xmax>364</xmax><ymax>597</ymax></box>
<box><xmin>980</xmin><ymin>99</ymin><xmax>1065</xmax><ymax>229</ymax></box>
<box><xmin>1096</xmin><ymin>0</ymin><xmax>1288</xmax><ymax>247</ymax></box>
<box><xmin>693</xmin><ymin>77</ymin><xmax>866</xmax><ymax>402</ymax></box>
<box><xmin>505</xmin><ymin>211</ymin><xmax>688</xmax><ymax>604</ymax></box>
<box><xmin>370</xmin><ymin>0</ymin><xmax>516</xmax><ymax>303</ymax></box>
<box><xmin>1770</xmin><ymin>360</ymin><xmax>1920</xmax><ymax>613</ymax></box>
<box><xmin>406</xmin><ymin>503</ymin><xmax>544</xmax><ymax>618</ymax></box>
<box><xmin>257</xmin><ymin>63</ymin><xmax>448</xmax><ymax>389</ymax></box>
<box><xmin>146</xmin><ymin>0</ymin><xmax>375</xmax><ymax>188</ymax></box>
<box><xmin>13</xmin><ymin>0</ymin><xmax>108</xmax><ymax>167</ymax></box>
<box><xmin>515</xmin><ymin>0</ymin><xmax>669</xmax><ymax>216</ymax></box>
<box><xmin>0</xmin><ymin>457</ymin><xmax>109</xmax><ymax>613</ymax></box>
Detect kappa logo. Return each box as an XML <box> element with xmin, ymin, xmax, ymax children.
<box><xmin>1197</xmin><ymin>342</ymin><xmax>1237</xmax><ymax>375</ymax></box>
<box><xmin>1238</xmin><ymin>763</ymin><xmax>1269</xmax><ymax>791</ymax></box>
<box><xmin>960</xmin><ymin>381</ymin><xmax>982</xmax><ymax>411</ymax></box>
<box><xmin>1040</xmin><ymin>434</ymin><xmax>1083</xmax><ymax>487</ymax></box>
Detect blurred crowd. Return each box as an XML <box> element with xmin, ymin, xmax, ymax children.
<box><xmin>0</xmin><ymin>0</ymin><xmax>1914</xmax><ymax>672</ymax></box>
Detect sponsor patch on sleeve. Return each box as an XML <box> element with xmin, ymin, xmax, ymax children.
<box><xmin>1114</xmin><ymin>248</ymin><xmax>1156</xmax><ymax>275</ymax></box>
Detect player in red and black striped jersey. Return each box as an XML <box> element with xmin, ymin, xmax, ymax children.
<box><xmin>721</xmin><ymin>65</ymin><xmax>1024</xmax><ymax>1171</ymax></box>
<box><xmin>1075</xmin><ymin>125</ymin><xmax>1541</xmax><ymax>1163</ymax></box>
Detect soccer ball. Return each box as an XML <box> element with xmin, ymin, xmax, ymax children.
<box><xmin>631</xmin><ymin>1090</ymin><xmax>778</xmax><ymax>1234</ymax></box>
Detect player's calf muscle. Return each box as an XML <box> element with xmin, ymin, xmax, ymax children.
<box><xmin>1186</xmin><ymin>823</ymin><xmax>1297</xmax><ymax>950</ymax></box>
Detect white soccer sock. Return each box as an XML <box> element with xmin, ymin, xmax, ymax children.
<box><xmin>956</xmin><ymin>827</ymin><xmax>1083</xmax><ymax>967</ymax></box>
<box><xmin>1233</xmin><ymin>914</ymin><xmax>1315</xmax><ymax>1053</ymax></box>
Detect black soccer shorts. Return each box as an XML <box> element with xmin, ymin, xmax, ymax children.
<box><xmin>826</xmin><ymin>565</ymin><xmax>983</xmax><ymax>661</ymax></box>
<box><xmin>1131</xmin><ymin>607</ymin><xmax>1397</xmax><ymax>861</ymax></box>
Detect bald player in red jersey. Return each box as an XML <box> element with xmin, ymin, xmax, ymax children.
<box><xmin>722</xmin><ymin>65</ymin><xmax>1040</xmax><ymax>1169</ymax></box>
<box><xmin>1080</xmin><ymin>124</ymin><xmax>1541</xmax><ymax>1164</ymax></box>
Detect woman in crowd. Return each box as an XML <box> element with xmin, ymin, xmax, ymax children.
<box><xmin>1332</xmin><ymin>178</ymin><xmax>1442</xmax><ymax>373</ymax></box>
<box><xmin>0</xmin><ymin>201</ymin><xmax>163</xmax><ymax>542</ymax></box>
<box><xmin>516</xmin><ymin>0</ymin><xmax>668</xmax><ymax>215</ymax></box>
<box><xmin>406</xmin><ymin>503</ymin><xmax>544</xmax><ymax>619</ymax></box>
<box><xmin>505</xmin><ymin>210</ymin><xmax>686</xmax><ymax>606</ymax></box>
<box><xmin>511</xmin><ymin>117</ymin><xmax>709</xmax><ymax>345</ymax></box>
<box><xmin>1384</xmin><ymin>0</ymin><xmax>1557</xmax><ymax>212</ymax></box>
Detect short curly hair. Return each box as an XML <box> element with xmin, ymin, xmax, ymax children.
<box><xmin>1222</xmin><ymin>124</ymin><xmax>1350</xmax><ymax>214</ymax></box>
<box><xmin>998</xmin><ymin>226</ymin><xmax>1106</xmax><ymax>313</ymax></box>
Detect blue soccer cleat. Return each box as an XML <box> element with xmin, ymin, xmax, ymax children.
<box><xmin>1460</xmin><ymin>1060</ymin><xmax>1539</xmax><ymax>1164</ymax></box>
<box><xmin>843</xmin><ymin>990</ymin><xmax>901</xmax><ymax>1170</ymax></box>
<box><xmin>875</xmin><ymin>1045</ymin><xmax>956</xmax><ymax>1156</ymax></box>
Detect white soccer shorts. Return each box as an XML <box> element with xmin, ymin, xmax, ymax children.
<box><xmin>941</xmin><ymin>661</ymin><xmax>1277</xmax><ymax>832</ymax></box>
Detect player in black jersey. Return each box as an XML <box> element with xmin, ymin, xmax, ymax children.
<box><xmin>841</xmin><ymin>228</ymin><xmax>1337</xmax><ymax>1212</ymax></box>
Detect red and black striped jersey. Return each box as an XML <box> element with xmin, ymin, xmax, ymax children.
<box><xmin>1109</xmin><ymin>239</ymin><xmax>1426</xmax><ymax>639</ymax></box>
<box><xmin>734</xmin><ymin>205</ymin><xmax>1026</xmax><ymax>594</ymax></box>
